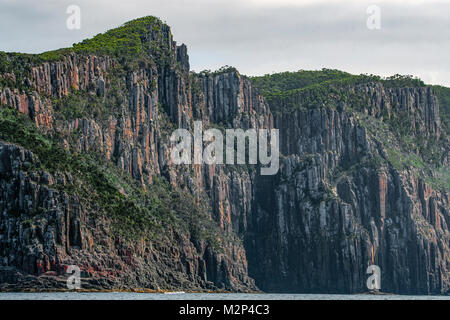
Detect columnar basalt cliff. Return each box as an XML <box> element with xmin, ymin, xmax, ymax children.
<box><xmin>0</xmin><ymin>17</ymin><xmax>448</xmax><ymax>294</ymax></box>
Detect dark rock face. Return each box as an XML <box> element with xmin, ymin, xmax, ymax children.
<box><xmin>246</xmin><ymin>103</ymin><xmax>449</xmax><ymax>294</ymax></box>
<box><xmin>0</xmin><ymin>18</ymin><xmax>448</xmax><ymax>294</ymax></box>
<box><xmin>0</xmin><ymin>142</ymin><xmax>255</xmax><ymax>291</ymax></box>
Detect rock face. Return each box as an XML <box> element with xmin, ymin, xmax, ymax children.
<box><xmin>247</xmin><ymin>102</ymin><xmax>448</xmax><ymax>294</ymax></box>
<box><xmin>0</xmin><ymin>17</ymin><xmax>448</xmax><ymax>294</ymax></box>
<box><xmin>0</xmin><ymin>142</ymin><xmax>255</xmax><ymax>291</ymax></box>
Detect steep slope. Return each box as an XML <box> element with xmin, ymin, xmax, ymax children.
<box><xmin>0</xmin><ymin>17</ymin><xmax>448</xmax><ymax>294</ymax></box>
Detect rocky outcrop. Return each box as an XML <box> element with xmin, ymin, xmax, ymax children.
<box><xmin>0</xmin><ymin>17</ymin><xmax>448</xmax><ymax>294</ymax></box>
<box><xmin>245</xmin><ymin>103</ymin><xmax>449</xmax><ymax>294</ymax></box>
<box><xmin>0</xmin><ymin>142</ymin><xmax>255</xmax><ymax>291</ymax></box>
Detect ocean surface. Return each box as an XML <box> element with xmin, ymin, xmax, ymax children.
<box><xmin>0</xmin><ymin>292</ymin><xmax>449</xmax><ymax>300</ymax></box>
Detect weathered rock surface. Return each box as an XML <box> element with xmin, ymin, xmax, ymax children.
<box><xmin>0</xmin><ymin>141</ymin><xmax>255</xmax><ymax>291</ymax></box>
<box><xmin>0</xmin><ymin>17</ymin><xmax>448</xmax><ymax>294</ymax></box>
<box><xmin>246</xmin><ymin>104</ymin><xmax>449</xmax><ymax>294</ymax></box>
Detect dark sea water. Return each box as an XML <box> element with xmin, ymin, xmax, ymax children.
<box><xmin>0</xmin><ymin>292</ymin><xmax>449</xmax><ymax>300</ymax></box>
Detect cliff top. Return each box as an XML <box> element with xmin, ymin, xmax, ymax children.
<box><xmin>71</xmin><ymin>16</ymin><xmax>169</xmax><ymax>58</ymax></box>
<box><xmin>250</xmin><ymin>69</ymin><xmax>425</xmax><ymax>98</ymax></box>
<box><xmin>0</xmin><ymin>16</ymin><xmax>170</xmax><ymax>67</ymax></box>
<box><xmin>251</xmin><ymin>69</ymin><xmax>449</xmax><ymax>134</ymax></box>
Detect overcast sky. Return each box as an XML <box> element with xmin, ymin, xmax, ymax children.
<box><xmin>1</xmin><ymin>0</ymin><xmax>449</xmax><ymax>86</ymax></box>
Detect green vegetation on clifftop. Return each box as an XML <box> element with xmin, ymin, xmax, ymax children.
<box><xmin>73</xmin><ymin>16</ymin><xmax>165</xmax><ymax>59</ymax></box>
<box><xmin>0</xmin><ymin>16</ymin><xmax>173</xmax><ymax>92</ymax></box>
<box><xmin>251</xmin><ymin>69</ymin><xmax>424</xmax><ymax>102</ymax></box>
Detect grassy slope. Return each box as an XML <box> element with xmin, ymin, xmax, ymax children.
<box><xmin>0</xmin><ymin>16</ymin><xmax>164</xmax><ymax>64</ymax></box>
<box><xmin>0</xmin><ymin>16</ymin><xmax>174</xmax><ymax>92</ymax></box>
